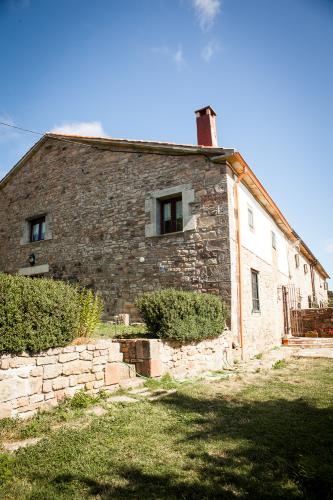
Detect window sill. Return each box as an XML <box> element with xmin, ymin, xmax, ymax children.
<box><xmin>251</xmin><ymin>310</ymin><xmax>261</xmax><ymax>315</ymax></box>
<box><xmin>20</xmin><ymin>238</ymin><xmax>52</xmax><ymax>246</ymax></box>
<box><xmin>147</xmin><ymin>231</ymin><xmax>185</xmax><ymax>238</ymax></box>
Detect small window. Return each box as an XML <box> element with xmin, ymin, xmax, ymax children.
<box><xmin>30</xmin><ymin>217</ymin><xmax>45</xmax><ymax>242</ymax></box>
<box><xmin>308</xmin><ymin>295</ymin><xmax>312</xmax><ymax>308</ymax></box>
<box><xmin>271</xmin><ymin>231</ymin><xmax>276</xmax><ymax>249</ymax></box>
<box><xmin>160</xmin><ymin>196</ymin><xmax>183</xmax><ymax>234</ymax></box>
<box><xmin>324</xmin><ymin>282</ymin><xmax>328</xmax><ymax>291</ymax></box>
<box><xmin>295</xmin><ymin>254</ymin><xmax>300</xmax><ymax>268</ymax></box>
<box><xmin>304</xmin><ymin>264</ymin><xmax>308</xmax><ymax>274</ymax></box>
<box><xmin>248</xmin><ymin>208</ymin><xmax>254</xmax><ymax>230</ymax></box>
<box><xmin>251</xmin><ymin>269</ymin><xmax>260</xmax><ymax>312</ymax></box>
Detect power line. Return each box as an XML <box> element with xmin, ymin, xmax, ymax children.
<box><xmin>0</xmin><ymin>120</ymin><xmax>215</xmax><ymax>159</ymax></box>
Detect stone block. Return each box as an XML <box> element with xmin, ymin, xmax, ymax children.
<box><xmin>0</xmin><ymin>377</ymin><xmax>28</xmax><ymax>403</ymax></box>
<box><xmin>17</xmin><ymin>396</ymin><xmax>29</xmax><ymax>408</ymax></box>
<box><xmin>63</xmin><ymin>346</ymin><xmax>76</xmax><ymax>353</ymax></box>
<box><xmin>30</xmin><ymin>377</ymin><xmax>43</xmax><ymax>395</ymax></box>
<box><xmin>93</xmin><ymin>380</ymin><xmax>104</xmax><ymax>389</ymax></box>
<box><xmin>31</xmin><ymin>366</ymin><xmax>43</xmax><ymax>377</ymax></box>
<box><xmin>0</xmin><ymin>359</ymin><xmax>10</xmax><ymax>370</ymax></box>
<box><xmin>43</xmin><ymin>380</ymin><xmax>53</xmax><ymax>393</ymax></box>
<box><xmin>76</xmin><ymin>373</ymin><xmax>96</xmax><ymax>384</ymax></box>
<box><xmin>105</xmin><ymin>363</ymin><xmax>121</xmax><ymax>385</ymax></box>
<box><xmin>92</xmin><ymin>355</ymin><xmax>108</xmax><ymax>365</ymax></box>
<box><xmin>43</xmin><ymin>364</ymin><xmax>63</xmax><ymax>379</ymax></box>
<box><xmin>62</xmin><ymin>360</ymin><xmax>91</xmax><ymax>376</ymax></box>
<box><xmin>0</xmin><ymin>403</ymin><xmax>12</xmax><ymax>419</ymax></box>
<box><xmin>30</xmin><ymin>393</ymin><xmax>45</xmax><ymax>404</ymax></box>
<box><xmin>75</xmin><ymin>345</ymin><xmax>87</xmax><ymax>352</ymax></box>
<box><xmin>44</xmin><ymin>391</ymin><xmax>55</xmax><ymax>400</ymax></box>
<box><xmin>52</xmin><ymin>377</ymin><xmax>70</xmax><ymax>390</ymax></box>
<box><xmin>80</xmin><ymin>351</ymin><xmax>93</xmax><ymax>361</ymax></box>
<box><xmin>36</xmin><ymin>356</ymin><xmax>58</xmax><ymax>366</ymax></box>
<box><xmin>58</xmin><ymin>352</ymin><xmax>79</xmax><ymax>363</ymax></box>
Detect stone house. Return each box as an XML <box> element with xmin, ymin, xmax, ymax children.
<box><xmin>0</xmin><ymin>106</ymin><xmax>329</xmax><ymax>358</ymax></box>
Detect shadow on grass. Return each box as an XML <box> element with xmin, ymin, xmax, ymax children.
<box><xmin>34</xmin><ymin>391</ymin><xmax>333</xmax><ymax>499</ymax></box>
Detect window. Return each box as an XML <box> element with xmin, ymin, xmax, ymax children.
<box><xmin>304</xmin><ymin>264</ymin><xmax>308</xmax><ymax>274</ymax></box>
<box><xmin>271</xmin><ymin>231</ymin><xmax>276</xmax><ymax>249</ymax></box>
<box><xmin>248</xmin><ymin>207</ymin><xmax>254</xmax><ymax>230</ymax></box>
<box><xmin>324</xmin><ymin>282</ymin><xmax>328</xmax><ymax>291</ymax></box>
<box><xmin>251</xmin><ymin>269</ymin><xmax>260</xmax><ymax>312</ymax></box>
<box><xmin>160</xmin><ymin>196</ymin><xmax>183</xmax><ymax>234</ymax></box>
<box><xmin>30</xmin><ymin>217</ymin><xmax>45</xmax><ymax>242</ymax></box>
<box><xmin>308</xmin><ymin>295</ymin><xmax>312</xmax><ymax>308</ymax></box>
<box><xmin>295</xmin><ymin>254</ymin><xmax>300</xmax><ymax>268</ymax></box>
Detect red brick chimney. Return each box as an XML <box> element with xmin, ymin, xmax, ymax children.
<box><xmin>195</xmin><ymin>105</ymin><xmax>218</xmax><ymax>147</ymax></box>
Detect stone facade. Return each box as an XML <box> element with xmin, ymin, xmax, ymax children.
<box><xmin>0</xmin><ymin>132</ymin><xmax>329</xmax><ymax>359</ymax></box>
<box><xmin>119</xmin><ymin>331</ymin><xmax>233</xmax><ymax>379</ymax></box>
<box><xmin>0</xmin><ymin>138</ymin><xmax>232</xmax><ymax>320</ymax></box>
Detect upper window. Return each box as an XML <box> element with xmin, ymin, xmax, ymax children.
<box><xmin>160</xmin><ymin>196</ymin><xmax>183</xmax><ymax>234</ymax></box>
<box><xmin>324</xmin><ymin>282</ymin><xmax>328</xmax><ymax>291</ymax></box>
<box><xmin>304</xmin><ymin>263</ymin><xmax>308</xmax><ymax>274</ymax></box>
<box><xmin>271</xmin><ymin>231</ymin><xmax>276</xmax><ymax>250</ymax></box>
<box><xmin>251</xmin><ymin>269</ymin><xmax>260</xmax><ymax>313</ymax></box>
<box><xmin>295</xmin><ymin>254</ymin><xmax>300</xmax><ymax>268</ymax></box>
<box><xmin>248</xmin><ymin>207</ymin><xmax>254</xmax><ymax>230</ymax></box>
<box><xmin>30</xmin><ymin>217</ymin><xmax>45</xmax><ymax>242</ymax></box>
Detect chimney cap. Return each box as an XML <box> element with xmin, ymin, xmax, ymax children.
<box><xmin>194</xmin><ymin>105</ymin><xmax>217</xmax><ymax>117</ymax></box>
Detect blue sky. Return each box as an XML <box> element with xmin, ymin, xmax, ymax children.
<box><xmin>1</xmin><ymin>0</ymin><xmax>332</xmax><ymax>284</ymax></box>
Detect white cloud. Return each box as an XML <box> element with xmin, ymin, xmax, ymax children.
<box><xmin>326</xmin><ymin>240</ymin><xmax>333</xmax><ymax>253</ymax></box>
<box><xmin>192</xmin><ymin>0</ymin><xmax>221</xmax><ymax>30</ymax></box>
<box><xmin>173</xmin><ymin>45</ymin><xmax>185</xmax><ymax>68</ymax></box>
<box><xmin>50</xmin><ymin>121</ymin><xmax>107</xmax><ymax>137</ymax></box>
<box><xmin>201</xmin><ymin>40</ymin><xmax>219</xmax><ymax>62</ymax></box>
<box><xmin>151</xmin><ymin>44</ymin><xmax>186</xmax><ymax>69</ymax></box>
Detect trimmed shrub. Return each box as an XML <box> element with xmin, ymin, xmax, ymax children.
<box><xmin>0</xmin><ymin>274</ymin><xmax>81</xmax><ymax>354</ymax></box>
<box><xmin>78</xmin><ymin>289</ymin><xmax>104</xmax><ymax>338</ymax></box>
<box><xmin>135</xmin><ymin>289</ymin><xmax>229</xmax><ymax>342</ymax></box>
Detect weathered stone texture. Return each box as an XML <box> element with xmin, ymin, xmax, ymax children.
<box><xmin>119</xmin><ymin>333</ymin><xmax>233</xmax><ymax>379</ymax></box>
<box><xmin>0</xmin><ymin>139</ymin><xmax>232</xmax><ymax>319</ymax></box>
<box><xmin>0</xmin><ymin>340</ymin><xmax>132</xmax><ymax>419</ymax></box>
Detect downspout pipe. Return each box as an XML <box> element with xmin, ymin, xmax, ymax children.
<box><xmin>234</xmin><ymin>167</ymin><xmax>247</xmax><ymax>354</ymax></box>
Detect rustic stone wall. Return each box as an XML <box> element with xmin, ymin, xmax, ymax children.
<box><xmin>0</xmin><ymin>138</ymin><xmax>232</xmax><ymax>320</ymax></box>
<box><xmin>291</xmin><ymin>308</ymin><xmax>333</xmax><ymax>336</ymax></box>
<box><xmin>119</xmin><ymin>331</ymin><xmax>233</xmax><ymax>379</ymax></box>
<box><xmin>0</xmin><ymin>340</ymin><xmax>134</xmax><ymax>420</ymax></box>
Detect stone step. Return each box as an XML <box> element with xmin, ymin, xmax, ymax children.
<box><xmin>283</xmin><ymin>337</ymin><xmax>333</xmax><ymax>348</ymax></box>
<box><xmin>119</xmin><ymin>377</ymin><xmax>145</xmax><ymax>390</ymax></box>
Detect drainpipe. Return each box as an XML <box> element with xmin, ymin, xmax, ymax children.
<box><xmin>234</xmin><ymin>166</ymin><xmax>247</xmax><ymax>355</ymax></box>
<box><xmin>310</xmin><ymin>260</ymin><xmax>317</xmax><ymax>306</ymax></box>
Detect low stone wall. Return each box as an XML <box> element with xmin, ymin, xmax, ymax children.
<box><xmin>291</xmin><ymin>308</ymin><xmax>333</xmax><ymax>336</ymax></box>
<box><xmin>0</xmin><ymin>332</ymin><xmax>233</xmax><ymax>420</ymax></box>
<box><xmin>119</xmin><ymin>331</ymin><xmax>233</xmax><ymax>379</ymax></box>
<box><xmin>0</xmin><ymin>340</ymin><xmax>135</xmax><ymax>420</ymax></box>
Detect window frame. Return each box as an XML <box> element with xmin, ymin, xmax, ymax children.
<box><xmin>248</xmin><ymin>207</ymin><xmax>254</xmax><ymax>230</ymax></box>
<box><xmin>30</xmin><ymin>216</ymin><xmax>46</xmax><ymax>242</ymax></box>
<box><xmin>251</xmin><ymin>269</ymin><xmax>260</xmax><ymax>313</ymax></box>
<box><xmin>304</xmin><ymin>263</ymin><xmax>308</xmax><ymax>274</ymax></box>
<box><xmin>271</xmin><ymin>230</ymin><xmax>276</xmax><ymax>250</ymax></box>
<box><xmin>159</xmin><ymin>195</ymin><xmax>183</xmax><ymax>235</ymax></box>
<box><xmin>295</xmin><ymin>254</ymin><xmax>300</xmax><ymax>268</ymax></box>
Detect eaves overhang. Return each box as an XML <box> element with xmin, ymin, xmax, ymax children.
<box><xmin>211</xmin><ymin>151</ymin><xmax>330</xmax><ymax>280</ymax></box>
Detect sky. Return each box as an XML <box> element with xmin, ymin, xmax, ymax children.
<box><xmin>0</xmin><ymin>0</ymin><xmax>332</xmax><ymax>284</ymax></box>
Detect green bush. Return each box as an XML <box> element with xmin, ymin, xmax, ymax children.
<box><xmin>78</xmin><ymin>289</ymin><xmax>104</xmax><ymax>338</ymax></box>
<box><xmin>0</xmin><ymin>274</ymin><xmax>81</xmax><ymax>354</ymax></box>
<box><xmin>135</xmin><ymin>289</ymin><xmax>228</xmax><ymax>342</ymax></box>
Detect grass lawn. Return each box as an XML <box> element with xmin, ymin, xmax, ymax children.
<box><xmin>0</xmin><ymin>358</ymin><xmax>332</xmax><ymax>499</ymax></box>
<box><xmin>92</xmin><ymin>322</ymin><xmax>149</xmax><ymax>339</ymax></box>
